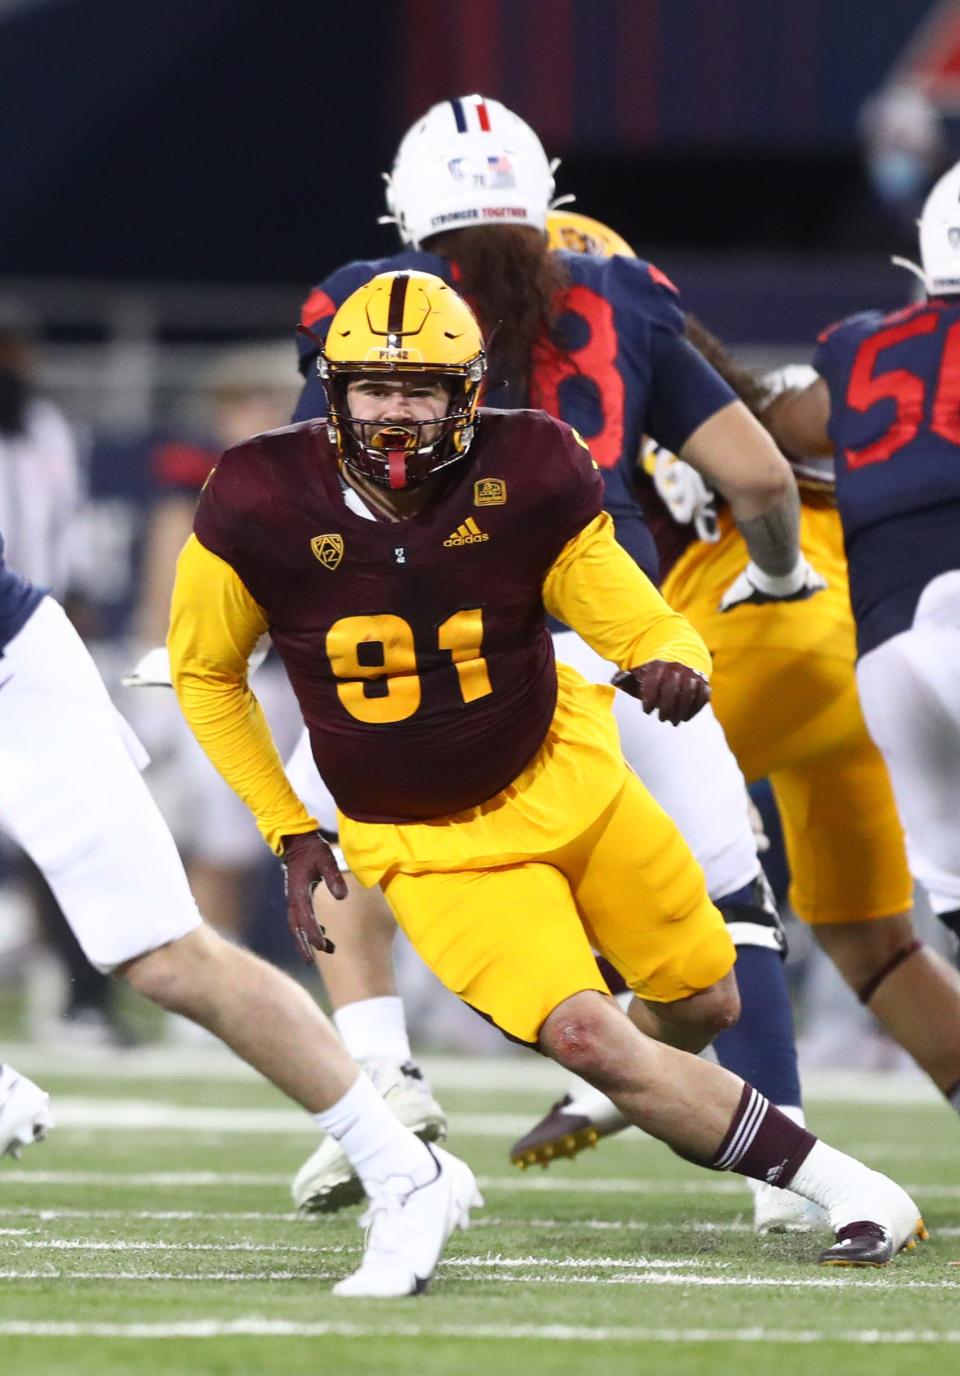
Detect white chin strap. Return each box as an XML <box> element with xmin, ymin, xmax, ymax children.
<box><xmin>891</xmin><ymin>254</ymin><xmax>929</xmax><ymax>289</ymax></box>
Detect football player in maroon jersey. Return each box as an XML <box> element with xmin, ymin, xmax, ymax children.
<box><xmin>168</xmin><ymin>270</ymin><xmax>925</xmax><ymax>1269</ymax></box>
<box><xmin>286</xmin><ymin>96</ymin><xmax>818</xmax><ymax>1232</ymax></box>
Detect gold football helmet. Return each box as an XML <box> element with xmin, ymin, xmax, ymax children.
<box><xmin>319</xmin><ymin>270</ymin><xmax>486</xmax><ymax>489</ymax></box>
<box><xmin>546</xmin><ymin>209</ymin><xmax>635</xmax><ymax>260</ymax></box>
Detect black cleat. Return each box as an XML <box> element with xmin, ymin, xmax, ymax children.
<box><xmin>509</xmin><ymin>1093</ymin><xmax>625</xmax><ymax>1169</ymax></box>
<box><xmin>818</xmin><ymin>1216</ymin><xmax>928</xmax><ymax>1267</ymax></box>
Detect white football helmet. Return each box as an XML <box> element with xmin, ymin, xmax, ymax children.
<box><xmin>893</xmin><ymin>158</ymin><xmax>960</xmax><ymax>295</ymax></box>
<box><xmin>383</xmin><ymin>94</ymin><xmax>557</xmax><ymax>249</ymax></box>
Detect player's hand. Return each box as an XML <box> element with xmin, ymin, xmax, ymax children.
<box><xmin>611</xmin><ymin>660</ymin><xmax>710</xmax><ymax>726</ymax></box>
<box><xmin>720</xmin><ymin>557</ymin><xmax>827</xmax><ymax>612</ymax></box>
<box><xmin>280</xmin><ymin>831</ymin><xmax>348</xmax><ymax>964</ymax></box>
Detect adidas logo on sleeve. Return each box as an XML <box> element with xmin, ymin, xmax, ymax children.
<box><xmin>443</xmin><ymin>517</ymin><xmax>489</xmax><ymax>547</ymax></box>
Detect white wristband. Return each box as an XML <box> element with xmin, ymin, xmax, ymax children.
<box><xmin>745</xmin><ymin>558</ymin><xmax>806</xmax><ymax>598</ymax></box>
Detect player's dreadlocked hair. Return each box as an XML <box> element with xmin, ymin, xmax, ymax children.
<box><xmin>426</xmin><ymin>226</ymin><xmax>570</xmax><ymax>407</ymax></box>
<box><xmin>683</xmin><ymin>314</ymin><xmax>770</xmax><ymax>418</ymax></box>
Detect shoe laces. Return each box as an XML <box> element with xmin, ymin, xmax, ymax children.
<box><xmin>834</xmin><ymin>1220</ymin><xmax>888</xmax><ymax>1244</ymax></box>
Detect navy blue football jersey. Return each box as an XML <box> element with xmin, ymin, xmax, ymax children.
<box><xmin>0</xmin><ymin>528</ymin><xmax>43</xmax><ymax>652</ymax></box>
<box><xmin>815</xmin><ymin>299</ymin><xmax>960</xmax><ymax>655</ymax></box>
<box><xmin>295</xmin><ymin>247</ymin><xmax>734</xmax><ymax>585</ymax></box>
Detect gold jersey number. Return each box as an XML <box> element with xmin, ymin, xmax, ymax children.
<box><xmin>326</xmin><ymin>609</ymin><xmax>492</xmax><ymax>724</ymax></box>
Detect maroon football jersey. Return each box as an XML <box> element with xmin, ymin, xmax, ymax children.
<box><xmin>193</xmin><ymin>409</ymin><xmax>603</xmax><ymax>823</ymax></box>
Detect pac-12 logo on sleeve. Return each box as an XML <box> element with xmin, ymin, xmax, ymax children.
<box><xmin>311</xmin><ymin>533</ymin><xmax>344</xmax><ymax>570</ymax></box>
<box><xmin>473</xmin><ymin>478</ymin><xmax>507</xmax><ymax>506</ymax></box>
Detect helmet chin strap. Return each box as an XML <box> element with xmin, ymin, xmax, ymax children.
<box><xmin>891</xmin><ymin>255</ymin><xmax>929</xmax><ymax>289</ymax></box>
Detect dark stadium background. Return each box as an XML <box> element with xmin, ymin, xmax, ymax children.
<box><xmin>0</xmin><ymin>0</ymin><xmax>948</xmax><ymax>337</ymax></box>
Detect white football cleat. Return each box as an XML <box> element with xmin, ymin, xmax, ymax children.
<box><xmin>293</xmin><ymin>1057</ymin><xmax>447</xmax><ymax>1214</ymax></box>
<box><xmin>332</xmin><ymin>1144</ymin><xmax>482</xmax><ymax>1298</ymax></box>
<box><xmin>749</xmin><ymin>1178</ymin><xmax>827</xmax><ymax>1234</ymax></box>
<box><xmin>0</xmin><ymin>1064</ymin><xmax>54</xmax><ymax>1160</ymax></box>
<box><xmin>818</xmin><ymin>1170</ymin><xmax>927</xmax><ymax>1266</ymax></box>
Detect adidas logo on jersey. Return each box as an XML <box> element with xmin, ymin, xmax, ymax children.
<box><xmin>443</xmin><ymin>517</ymin><xmax>489</xmax><ymax>546</ymax></box>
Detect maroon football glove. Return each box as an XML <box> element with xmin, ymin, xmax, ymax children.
<box><xmin>280</xmin><ymin>831</ymin><xmax>348</xmax><ymax>964</ymax></box>
<box><xmin>611</xmin><ymin>660</ymin><xmax>710</xmax><ymax>726</ymax></box>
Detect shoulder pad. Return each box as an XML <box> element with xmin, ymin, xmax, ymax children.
<box><xmin>817</xmin><ymin>310</ymin><xmax>887</xmax><ymax>348</ymax></box>
<box><xmin>298</xmin><ymin>249</ymin><xmax>450</xmax><ymax>337</ymax></box>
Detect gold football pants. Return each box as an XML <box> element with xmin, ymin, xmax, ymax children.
<box><xmin>382</xmin><ymin>770</ymin><xmax>735</xmax><ymax>1044</ymax></box>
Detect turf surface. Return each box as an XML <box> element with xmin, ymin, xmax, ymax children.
<box><xmin>0</xmin><ymin>1047</ymin><xmax>957</xmax><ymax>1375</ymax></box>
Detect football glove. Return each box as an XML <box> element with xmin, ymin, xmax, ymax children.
<box><xmin>719</xmin><ymin>557</ymin><xmax>827</xmax><ymax>612</ymax></box>
<box><xmin>280</xmin><ymin>831</ymin><xmax>348</xmax><ymax>964</ymax></box>
<box><xmin>611</xmin><ymin>660</ymin><xmax>710</xmax><ymax>726</ymax></box>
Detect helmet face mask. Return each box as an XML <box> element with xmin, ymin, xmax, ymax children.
<box><xmin>320</xmin><ymin>271</ymin><xmax>486</xmax><ymax>490</ymax></box>
<box><xmin>383</xmin><ymin>94</ymin><xmax>556</xmax><ymax>249</ymax></box>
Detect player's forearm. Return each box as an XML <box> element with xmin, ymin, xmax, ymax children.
<box><xmin>172</xmin><ymin>669</ymin><xmax>316</xmax><ymax>854</ymax></box>
<box><xmin>734</xmin><ymin>485</ymin><xmax>802</xmax><ymax>578</ymax></box>
<box><xmin>679</xmin><ymin>400</ymin><xmax>802</xmax><ymax>577</ymax></box>
<box><xmin>544</xmin><ymin>513</ymin><xmax>712</xmax><ymax>676</ymax></box>
<box><xmin>167</xmin><ymin>534</ymin><xmax>317</xmax><ymax>854</ymax></box>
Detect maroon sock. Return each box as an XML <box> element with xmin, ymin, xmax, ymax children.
<box><xmin>710</xmin><ymin>1083</ymin><xmax>817</xmax><ymax>1187</ymax></box>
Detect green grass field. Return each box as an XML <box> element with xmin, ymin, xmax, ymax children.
<box><xmin>0</xmin><ymin>1045</ymin><xmax>957</xmax><ymax>1376</ymax></box>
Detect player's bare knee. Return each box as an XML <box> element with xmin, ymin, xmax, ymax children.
<box><xmin>538</xmin><ymin>991</ymin><xmax>621</xmax><ymax>1078</ymax></box>
<box><xmin>704</xmin><ymin>974</ymin><xmax>741</xmax><ymax>1035</ymax></box>
<box><xmin>657</xmin><ymin>973</ymin><xmax>740</xmax><ymax>1046</ymax></box>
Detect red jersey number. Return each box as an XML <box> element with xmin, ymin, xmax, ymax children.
<box><xmin>532</xmin><ymin>285</ymin><xmax>624</xmax><ymax>470</ymax></box>
<box><xmin>844</xmin><ymin>311</ymin><xmax>940</xmax><ymax>469</ymax></box>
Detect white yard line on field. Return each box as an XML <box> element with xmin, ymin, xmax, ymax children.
<box><xmin>0</xmin><ymin>1320</ymin><xmax>958</xmax><ymax>1343</ymax></box>
<box><xmin>9</xmin><ymin>1097</ymin><xmax>954</xmax><ymax>1159</ymax></box>
<box><xmin>0</xmin><ymin>1208</ymin><xmax>298</xmax><ymax>1222</ymax></box>
<box><xmin>2</xmin><ymin>1240</ymin><xmax>727</xmax><ymax>1269</ymax></box>
<box><xmin>4</xmin><ymin>1169</ymin><xmax>960</xmax><ymax>1200</ymax></box>
<box><xmin>0</xmin><ymin>1170</ymin><xmax>292</xmax><ymax>1186</ymax></box>
<box><xmin>0</xmin><ymin>1046</ymin><xmax>941</xmax><ymax>1104</ymax></box>
<box><xmin>0</xmin><ymin>1264</ymin><xmax>955</xmax><ymax>1292</ymax></box>
<box><xmin>6</xmin><ymin>1238</ymin><xmax>348</xmax><ymax>1254</ymax></box>
<box><xmin>4</xmin><ymin>1207</ymin><xmax>960</xmax><ymax>1238</ymax></box>
<box><xmin>43</xmin><ymin>1099</ymin><xmax>535</xmax><ymax>1136</ymax></box>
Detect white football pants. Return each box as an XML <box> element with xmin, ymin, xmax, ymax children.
<box><xmin>856</xmin><ymin>570</ymin><xmax>960</xmax><ymax>915</ymax></box>
<box><xmin>286</xmin><ymin>627</ymin><xmax>760</xmax><ymax>906</ymax></box>
<box><xmin>0</xmin><ymin>598</ymin><xmax>202</xmax><ymax>970</ymax></box>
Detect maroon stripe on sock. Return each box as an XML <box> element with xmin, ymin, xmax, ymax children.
<box><xmin>857</xmin><ymin>940</ymin><xmax>923</xmax><ymax>1005</ymax></box>
<box><xmin>712</xmin><ymin>1084</ymin><xmax>816</xmax><ymax>1187</ymax></box>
